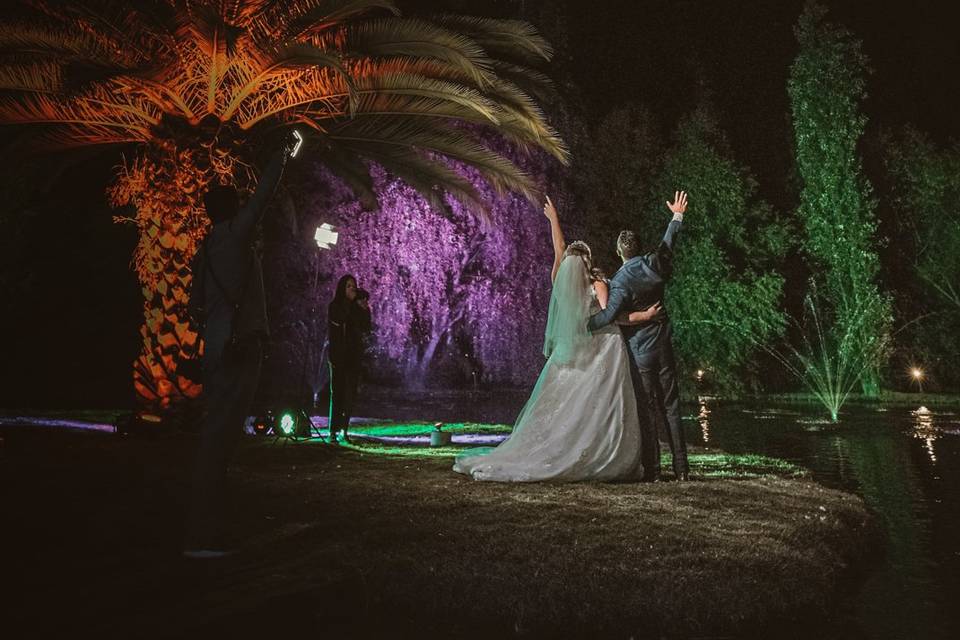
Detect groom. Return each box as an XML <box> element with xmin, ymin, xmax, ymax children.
<box><xmin>587</xmin><ymin>191</ymin><xmax>689</xmax><ymax>481</ymax></box>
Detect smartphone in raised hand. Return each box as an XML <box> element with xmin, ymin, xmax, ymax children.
<box><xmin>288</xmin><ymin>129</ymin><xmax>304</xmax><ymax>159</ymax></box>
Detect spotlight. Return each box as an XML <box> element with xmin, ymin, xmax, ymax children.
<box><xmin>276</xmin><ymin>411</ymin><xmax>297</xmax><ymax>437</ymax></box>
<box><xmin>314</xmin><ymin>223</ymin><xmax>339</xmax><ymax>250</ymax></box>
<box><xmin>253</xmin><ymin>413</ymin><xmax>272</xmax><ymax>436</ymax></box>
<box><xmin>274</xmin><ymin>409</ymin><xmax>313</xmax><ymax>438</ymax></box>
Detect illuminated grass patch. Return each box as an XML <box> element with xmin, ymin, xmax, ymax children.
<box><xmin>339</xmin><ymin>425</ymin><xmax>808</xmax><ymax>479</ymax></box>
<box><xmin>689</xmin><ymin>452</ymin><xmax>806</xmax><ymax>478</ymax></box>
<box><xmin>349</xmin><ymin>422</ymin><xmax>512</xmax><ymax>437</ymax></box>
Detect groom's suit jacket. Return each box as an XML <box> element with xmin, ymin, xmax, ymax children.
<box><xmin>587</xmin><ymin>215</ymin><xmax>683</xmax><ymax>366</ymax></box>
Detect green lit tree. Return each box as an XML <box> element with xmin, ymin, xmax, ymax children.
<box><xmin>878</xmin><ymin>127</ymin><xmax>960</xmax><ymax>389</ymax></box>
<box><xmin>880</xmin><ymin>129</ymin><xmax>960</xmax><ymax>313</ymax></box>
<box><xmin>787</xmin><ymin>0</ymin><xmax>892</xmax><ymax>398</ymax></box>
<box><xmin>638</xmin><ymin>108</ymin><xmax>789</xmax><ymax>393</ymax></box>
<box><xmin>572</xmin><ymin>105</ymin><xmax>662</xmax><ymax>275</ymax></box>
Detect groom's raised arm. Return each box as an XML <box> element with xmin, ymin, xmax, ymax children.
<box><xmin>587</xmin><ymin>281</ymin><xmax>630</xmax><ymax>331</ymax></box>
<box><xmin>650</xmin><ymin>190</ymin><xmax>687</xmax><ymax>275</ymax></box>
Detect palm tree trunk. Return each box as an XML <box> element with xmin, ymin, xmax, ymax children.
<box><xmin>109</xmin><ymin>143</ymin><xmax>223</xmax><ymax>411</ymax></box>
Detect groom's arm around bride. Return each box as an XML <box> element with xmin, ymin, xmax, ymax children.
<box><xmin>586</xmin><ymin>191</ymin><xmax>688</xmax><ymax>331</ymax></box>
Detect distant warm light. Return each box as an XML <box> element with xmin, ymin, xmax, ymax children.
<box><xmin>911</xmin><ymin>367</ymin><xmax>924</xmax><ymax>380</ymax></box>
<box><xmin>696</xmin><ymin>369</ymin><xmax>705</xmax><ymax>381</ymax></box>
<box><xmin>315</xmin><ymin>223</ymin><xmax>339</xmax><ymax>250</ymax></box>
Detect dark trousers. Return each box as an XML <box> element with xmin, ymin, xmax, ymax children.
<box><xmin>185</xmin><ymin>338</ymin><xmax>262</xmax><ymax>549</ymax></box>
<box><xmin>328</xmin><ymin>361</ymin><xmax>360</xmax><ymax>434</ymax></box>
<box><xmin>635</xmin><ymin>342</ymin><xmax>688</xmax><ymax>478</ymax></box>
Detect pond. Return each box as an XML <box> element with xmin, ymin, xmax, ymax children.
<box><xmin>689</xmin><ymin>400</ymin><xmax>960</xmax><ymax>640</ymax></box>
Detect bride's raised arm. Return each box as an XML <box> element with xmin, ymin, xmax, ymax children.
<box><xmin>543</xmin><ymin>195</ymin><xmax>565</xmax><ymax>282</ymax></box>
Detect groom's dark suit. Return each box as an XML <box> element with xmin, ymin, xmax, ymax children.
<box><xmin>587</xmin><ymin>214</ymin><xmax>688</xmax><ymax>479</ymax></box>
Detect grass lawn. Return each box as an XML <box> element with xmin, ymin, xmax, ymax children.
<box><xmin>0</xmin><ymin>425</ymin><xmax>877</xmax><ymax>638</ymax></box>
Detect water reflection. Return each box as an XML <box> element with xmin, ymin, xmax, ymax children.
<box><xmin>912</xmin><ymin>406</ymin><xmax>938</xmax><ymax>464</ymax></box>
<box><xmin>697</xmin><ymin>396</ymin><xmax>711</xmax><ymax>444</ymax></box>
<box><xmin>681</xmin><ymin>403</ymin><xmax>957</xmax><ymax>639</ymax></box>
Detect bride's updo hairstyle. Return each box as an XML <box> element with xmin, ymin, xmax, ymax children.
<box><xmin>564</xmin><ymin>240</ymin><xmax>592</xmax><ymax>271</ymax></box>
<box><xmin>564</xmin><ymin>241</ymin><xmax>605</xmax><ymax>282</ymax></box>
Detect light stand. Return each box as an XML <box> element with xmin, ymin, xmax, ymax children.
<box><xmin>286</xmin><ymin>223</ymin><xmax>340</xmax><ymax>441</ymax></box>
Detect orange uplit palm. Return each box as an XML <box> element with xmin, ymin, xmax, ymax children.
<box><xmin>0</xmin><ymin>0</ymin><xmax>568</xmax><ymax>409</ymax></box>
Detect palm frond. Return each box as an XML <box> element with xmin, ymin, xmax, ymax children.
<box><xmin>0</xmin><ymin>23</ymin><xmax>129</xmax><ymax>68</ymax></box>
<box><xmin>344</xmin><ymin>59</ymin><xmax>566</xmax><ymax>162</ymax></box>
<box><xmin>431</xmin><ymin>15</ymin><xmax>553</xmax><ymax>64</ymax></box>
<box><xmin>491</xmin><ymin>61</ymin><xmax>555</xmax><ymax>103</ymax></box>
<box><xmin>343</xmin><ymin>90</ymin><xmax>564</xmax><ymax>164</ymax></box>
<box><xmin>342</xmin><ymin>18</ymin><xmax>497</xmax><ymax>89</ymax></box>
<box><xmin>222</xmin><ymin>42</ymin><xmax>357</xmax><ymax>120</ymax></box>
<box><xmin>350</xmin><ymin>70</ymin><xmax>500</xmax><ymax>123</ymax></box>
<box><xmin>0</xmin><ymin>61</ymin><xmax>62</xmax><ymax>93</ymax></box>
<box><xmin>234</xmin><ymin>64</ymin><xmax>352</xmax><ymax>128</ymax></box>
<box><xmin>329</xmin><ymin>117</ymin><xmax>539</xmax><ymax>203</ymax></box>
<box><xmin>0</xmin><ymin>85</ymin><xmax>159</xmax><ymax>141</ymax></box>
<box><xmin>2</xmin><ymin>0</ymin><xmax>566</xmax><ymax>210</ymax></box>
<box><xmin>21</xmin><ymin>1</ymin><xmax>158</xmax><ymax>66</ymax></box>
<box><xmin>286</xmin><ymin>0</ymin><xmax>399</xmax><ymax>39</ymax></box>
<box><xmin>358</xmin><ymin>144</ymin><xmax>484</xmax><ymax>215</ymax></box>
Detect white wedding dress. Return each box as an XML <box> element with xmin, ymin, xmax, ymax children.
<box><xmin>453</xmin><ymin>256</ymin><xmax>643</xmax><ymax>482</ymax></box>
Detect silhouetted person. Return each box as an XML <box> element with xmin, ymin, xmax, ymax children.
<box><xmin>588</xmin><ymin>191</ymin><xmax>690</xmax><ymax>481</ymax></box>
<box><xmin>184</xmin><ymin>139</ymin><xmax>295</xmax><ymax>557</ymax></box>
<box><xmin>327</xmin><ymin>275</ymin><xmax>371</xmax><ymax>443</ymax></box>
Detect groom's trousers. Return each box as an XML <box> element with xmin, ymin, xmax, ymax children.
<box><xmin>628</xmin><ymin>327</ymin><xmax>688</xmax><ymax>479</ymax></box>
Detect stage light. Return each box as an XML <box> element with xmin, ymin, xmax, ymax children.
<box><xmin>314</xmin><ymin>223</ymin><xmax>339</xmax><ymax>250</ymax></box>
<box><xmin>277</xmin><ymin>412</ymin><xmax>296</xmax><ymax>436</ymax></box>
<box><xmin>253</xmin><ymin>414</ymin><xmax>271</xmax><ymax>436</ymax></box>
<box><xmin>274</xmin><ymin>409</ymin><xmax>314</xmax><ymax>438</ymax></box>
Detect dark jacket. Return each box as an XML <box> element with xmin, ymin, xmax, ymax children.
<box><xmin>190</xmin><ymin>151</ymin><xmax>286</xmax><ymax>366</ymax></box>
<box><xmin>587</xmin><ymin>216</ymin><xmax>682</xmax><ymax>354</ymax></box>
<box><xmin>328</xmin><ymin>300</ymin><xmax>372</xmax><ymax>367</ymax></box>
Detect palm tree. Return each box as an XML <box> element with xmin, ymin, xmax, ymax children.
<box><xmin>0</xmin><ymin>0</ymin><xmax>567</xmax><ymax>410</ymax></box>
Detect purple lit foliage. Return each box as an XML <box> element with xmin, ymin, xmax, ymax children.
<box><xmin>303</xmin><ymin>155</ymin><xmax>558</xmax><ymax>390</ymax></box>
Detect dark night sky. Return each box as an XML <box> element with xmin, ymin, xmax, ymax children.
<box><xmin>2</xmin><ymin>0</ymin><xmax>960</xmax><ymax>406</ymax></box>
<box><xmin>406</xmin><ymin>0</ymin><xmax>960</xmax><ymax>209</ymax></box>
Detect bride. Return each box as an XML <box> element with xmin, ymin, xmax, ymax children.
<box><xmin>453</xmin><ymin>196</ymin><xmax>658</xmax><ymax>482</ymax></box>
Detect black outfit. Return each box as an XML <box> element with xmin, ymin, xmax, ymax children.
<box><xmin>327</xmin><ymin>299</ymin><xmax>371</xmax><ymax>439</ymax></box>
<box><xmin>184</xmin><ymin>150</ymin><xmax>286</xmax><ymax>550</ymax></box>
<box><xmin>587</xmin><ymin>215</ymin><xmax>688</xmax><ymax>480</ymax></box>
